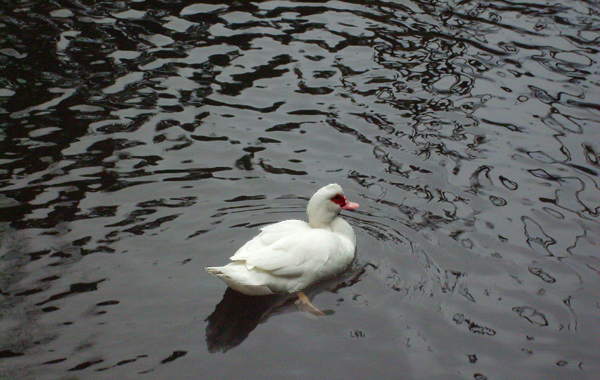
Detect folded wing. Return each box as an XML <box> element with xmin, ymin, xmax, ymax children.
<box><xmin>229</xmin><ymin>220</ymin><xmax>338</xmax><ymax>278</ymax></box>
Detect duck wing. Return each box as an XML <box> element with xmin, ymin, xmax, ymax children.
<box><xmin>229</xmin><ymin>220</ymin><xmax>337</xmax><ymax>277</ymax></box>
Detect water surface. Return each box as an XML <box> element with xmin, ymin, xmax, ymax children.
<box><xmin>1</xmin><ymin>1</ymin><xmax>599</xmax><ymax>379</ymax></box>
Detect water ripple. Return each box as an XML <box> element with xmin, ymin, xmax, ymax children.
<box><xmin>1</xmin><ymin>0</ymin><xmax>600</xmax><ymax>378</ymax></box>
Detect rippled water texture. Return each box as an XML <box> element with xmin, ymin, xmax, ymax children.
<box><xmin>1</xmin><ymin>1</ymin><xmax>600</xmax><ymax>379</ymax></box>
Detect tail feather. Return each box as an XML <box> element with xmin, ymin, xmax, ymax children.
<box><xmin>205</xmin><ymin>266</ymin><xmax>223</xmax><ymax>275</ymax></box>
<box><xmin>205</xmin><ymin>265</ymin><xmax>274</xmax><ymax>296</ymax></box>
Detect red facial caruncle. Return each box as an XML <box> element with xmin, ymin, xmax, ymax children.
<box><xmin>331</xmin><ymin>194</ymin><xmax>359</xmax><ymax>210</ymax></box>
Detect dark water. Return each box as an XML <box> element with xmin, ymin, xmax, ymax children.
<box><xmin>1</xmin><ymin>0</ymin><xmax>599</xmax><ymax>379</ymax></box>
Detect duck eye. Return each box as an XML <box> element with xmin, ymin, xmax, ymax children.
<box><xmin>331</xmin><ymin>194</ymin><xmax>345</xmax><ymax>205</ymax></box>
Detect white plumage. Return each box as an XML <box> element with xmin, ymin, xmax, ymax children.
<box><xmin>206</xmin><ymin>184</ymin><xmax>359</xmax><ymax>296</ymax></box>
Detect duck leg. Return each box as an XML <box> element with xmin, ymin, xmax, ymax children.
<box><xmin>295</xmin><ymin>291</ymin><xmax>326</xmax><ymax>317</ymax></box>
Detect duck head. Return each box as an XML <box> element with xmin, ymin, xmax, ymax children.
<box><xmin>307</xmin><ymin>184</ymin><xmax>359</xmax><ymax>228</ymax></box>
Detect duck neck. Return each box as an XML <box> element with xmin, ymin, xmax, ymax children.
<box><xmin>307</xmin><ymin>209</ymin><xmax>338</xmax><ymax>229</ymax></box>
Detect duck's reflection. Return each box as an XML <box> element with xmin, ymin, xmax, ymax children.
<box><xmin>205</xmin><ymin>262</ymin><xmax>365</xmax><ymax>353</ymax></box>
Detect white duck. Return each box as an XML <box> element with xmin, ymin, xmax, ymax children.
<box><xmin>206</xmin><ymin>184</ymin><xmax>359</xmax><ymax>315</ymax></box>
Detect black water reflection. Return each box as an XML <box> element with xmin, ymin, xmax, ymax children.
<box><xmin>207</xmin><ymin>290</ymin><xmax>295</xmax><ymax>353</ymax></box>
<box><xmin>1</xmin><ymin>0</ymin><xmax>600</xmax><ymax>379</ymax></box>
<box><xmin>206</xmin><ymin>262</ymin><xmax>364</xmax><ymax>353</ymax></box>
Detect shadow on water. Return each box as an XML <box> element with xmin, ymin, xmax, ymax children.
<box><xmin>206</xmin><ymin>261</ymin><xmax>365</xmax><ymax>353</ymax></box>
<box><xmin>206</xmin><ymin>289</ymin><xmax>295</xmax><ymax>353</ymax></box>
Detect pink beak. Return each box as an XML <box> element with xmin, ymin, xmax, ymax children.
<box><xmin>342</xmin><ymin>201</ymin><xmax>359</xmax><ymax>210</ymax></box>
